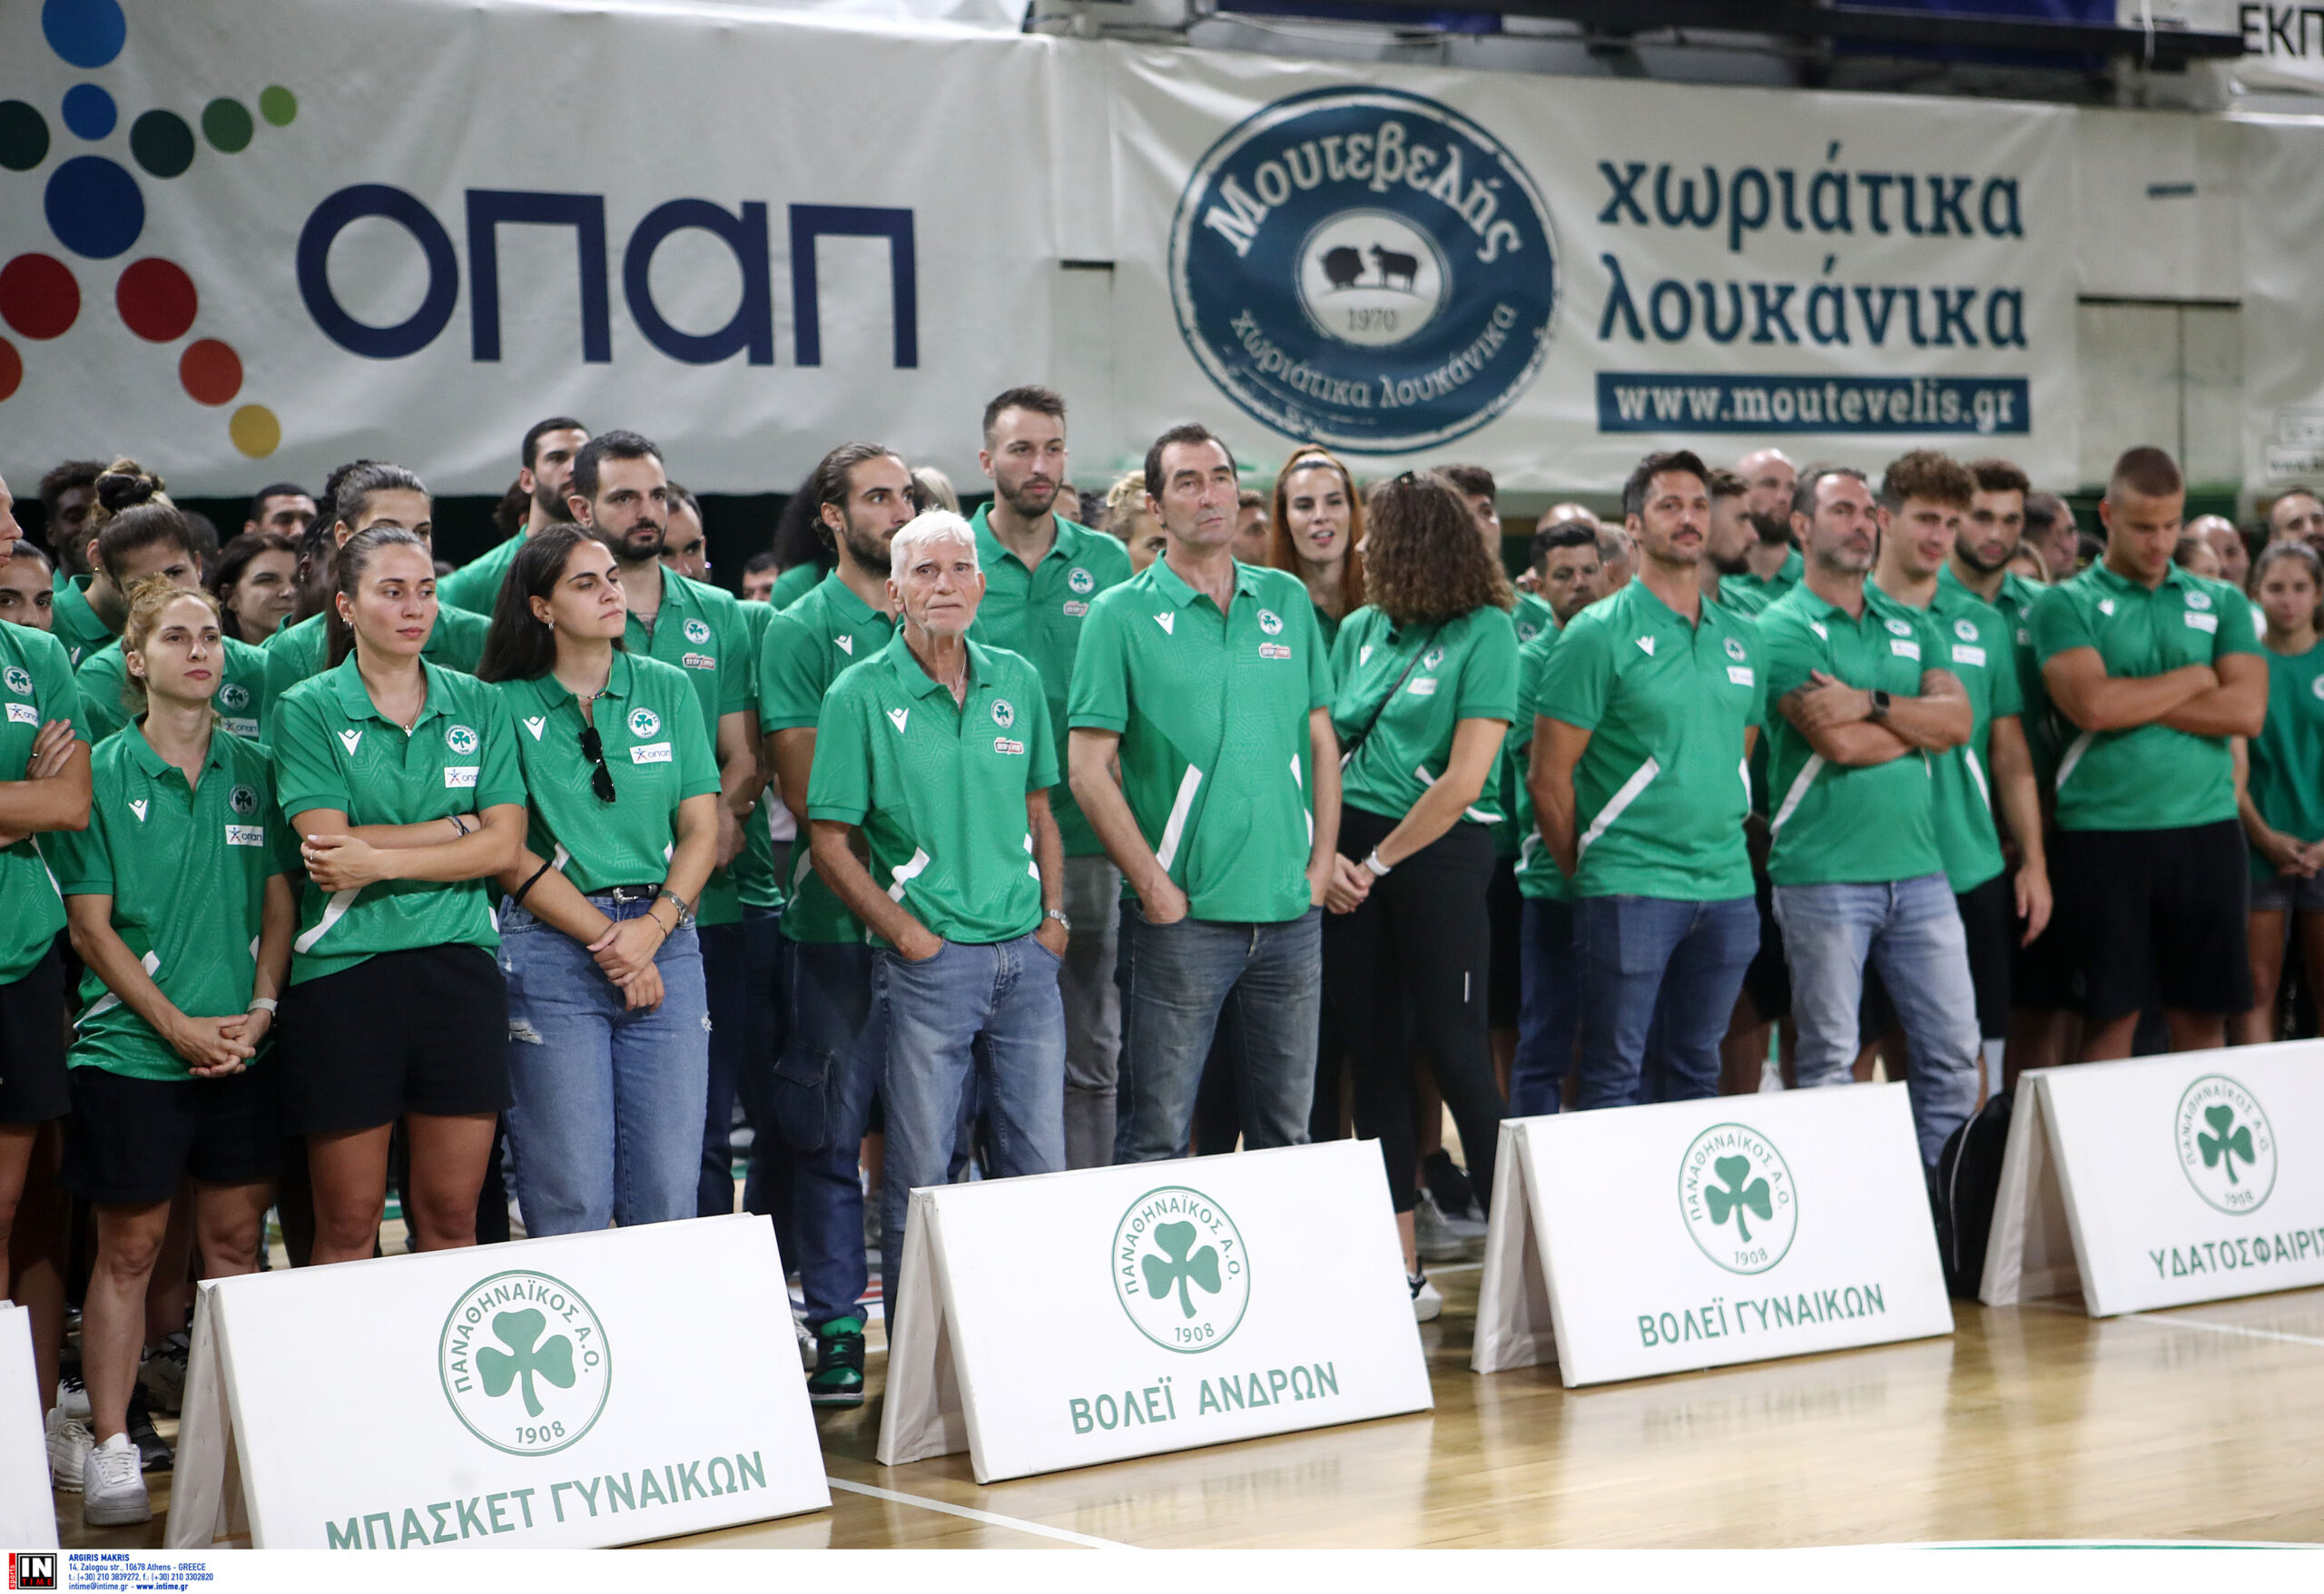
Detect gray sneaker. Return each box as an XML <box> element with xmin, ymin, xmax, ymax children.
<box><xmin>138</xmin><ymin>1331</ymin><xmax>189</xmax><ymax>1415</ymax></box>
<box><xmin>1413</xmin><ymin>1190</ymin><xmax>1468</xmax><ymax>1263</ymax></box>
<box><xmin>82</xmin><ymin>1433</ymin><xmax>151</xmax><ymax>1527</ymax></box>
<box><xmin>45</xmin><ymin>1405</ymin><xmax>91</xmax><ymax>1493</ymax></box>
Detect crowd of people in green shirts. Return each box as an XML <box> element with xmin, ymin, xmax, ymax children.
<box><xmin>0</xmin><ymin>397</ymin><xmax>2318</xmax><ymax>1526</ymax></box>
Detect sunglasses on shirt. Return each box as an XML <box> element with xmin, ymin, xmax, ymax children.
<box><xmin>578</xmin><ymin>724</ymin><xmax>617</xmax><ymax>803</ymax></box>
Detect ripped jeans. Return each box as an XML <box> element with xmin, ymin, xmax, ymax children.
<box><xmin>499</xmin><ymin>894</ymin><xmax>711</xmax><ymax>1236</ymax></box>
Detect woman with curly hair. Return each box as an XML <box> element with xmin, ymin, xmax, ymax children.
<box><xmin>1321</xmin><ymin>470</ymin><xmax>1516</xmax><ymax>1321</ymax></box>
<box><xmin>1268</xmin><ymin>448</ymin><xmax>1365</xmax><ymax>649</ymax></box>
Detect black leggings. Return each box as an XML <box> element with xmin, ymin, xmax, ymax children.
<box><xmin>1321</xmin><ymin>805</ymin><xmax>1505</xmax><ymax>1215</ymax></box>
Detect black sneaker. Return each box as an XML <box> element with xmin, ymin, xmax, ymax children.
<box><xmin>1423</xmin><ymin>1148</ymin><xmax>1480</xmax><ymax>1222</ymax></box>
<box><xmin>807</xmin><ymin>1316</ymin><xmax>865</xmax><ymax>1407</ymax></box>
<box><xmin>125</xmin><ymin>1388</ymin><xmax>172</xmax><ymax>1473</ymax></box>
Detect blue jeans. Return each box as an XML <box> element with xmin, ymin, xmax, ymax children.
<box><xmin>773</xmin><ymin>939</ymin><xmax>885</xmax><ymax>1332</ymax></box>
<box><xmin>699</xmin><ymin>909</ymin><xmax>785</xmax><ymax>1218</ymax></box>
<box><xmin>1511</xmin><ymin>898</ymin><xmax>1581</xmax><ymax>1117</ymax></box>
<box><xmin>1574</xmin><ymin>894</ymin><xmax>1758</xmax><ymax>1111</ymax></box>
<box><xmin>1113</xmin><ymin>909</ymin><xmax>1321</xmax><ymax>1165</ymax></box>
<box><xmin>879</xmin><ymin>935</ymin><xmax>1067</xmax><ymax>1330</ymax></box>
<box><xmin>499</xmin><ymin>896</ymin><xmax>710</xmax><ymax>1235</ymax></box>
<box><xmin>1773</xmin><ymin>874</ymin><xmax>1981</xmax><ymax>1166</ymax></box>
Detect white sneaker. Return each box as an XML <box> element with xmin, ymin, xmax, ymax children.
<box><xmin>82</xmin><ymin>1433</ymin><xmax>151</xmax><ymax>1526</ymax></box>
<box><xmin>55</xmin><ymin>1368</ymin><xmax>90</xmax><ymax>1424</ymax></box>
<box><xmin>139</xmin><ymin>1332</ymin><xmax>190</xmax><ymax>1415</ymax></box>
<box><xmin>1409</xmin><ymin>1271</ymin><xmax>1443</xmax><ymax>1323</ymax></box>
<box><xmin>45</xmin><ymin>1405</ymin><xmax>91</xmax><ymax>1493</ymax></box>
<box><xmin>1413</xmin><ymin>1191</ymin><xmax>1467</xmax><ymax>1263</ymax></box>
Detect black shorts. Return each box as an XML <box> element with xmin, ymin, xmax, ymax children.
<box><xmin>0</xmin><ymin>945</ymin><xmax>72</xmax><ymax>1125</ymax></box>
<box><xmin>1486</xmin><ymin>857</ymin><xmax>1522</xmax><ymax>1030</ymax></box>
<box><xmin>63</xmin><ymin>1064</ymin><xmax>281</xmax><ymax>1204</ymax></box>
<box><xmin>1739</xmin><ymin>865</ymin><xmax>1792</xmax><ymax>1024</ymax></box>
<box><xmin>2053</xmin><ymin>821</ymin><xmax>2252</xmax><ymax>1023</ymax></box>
<box><xmin>278</xmin><ymin>944</ymin><xmax>512</xmax><ymax>1134</ymax></box>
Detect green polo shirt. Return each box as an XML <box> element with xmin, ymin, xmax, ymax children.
<box><xmin>74</xmin><ymin>635</ymin><xmax>270</xmax><ymax>745</ymax></box>
<box><xmin>2028</xmin><ymin>561</ymin><xmax>2260</xmax><ymax>833</ymax></box>
<box><xmin>759</xmin><ymin>572</ymin><xmax>896</xmax><ymax>943</ymax></box>
<box><xmin>966</xmin><ymin>507</ymin><xmax>1132</xmax><ymax>859</ymax></box>
<box><xmin>1331</xmin><ymin>604</ymin><xmax>1518</xmax><ymax>827</ymax></box>
<box><xmin>0</xmin><ymin>624</ymin><xmax>85</xmax><ymax>983</ymax></box>
<box><xmin>1939</xmin><ymin>564</ymin><xmax>2057</xmax><ymax>788</ymax></box>
<box><xmin>47</xmin><ymin>728</ymin><xmax>287</xmax><ymax>1081</ymax></box>
<box><xmin>1068</xmin><ymin>558</ymin><xmax>1331</xmax><ymax>924</ymax></box>
<box><xmin>437</xmin><ymin>529</ymin><xmax>525</xmax><ymax>615</ymax></box>
<box><xmin>733</xmin><ymin>600</ymin><xmax>783</xmax><ymax>912</ymax></box>
<box><xmin>497</xmin><ymin>652</ymin><xmax>720</xmax><ymax>895</ymax></box>
<box><xmin>1759</xmin><ymin>582</ymin><xmax>1949</xmax><ymax>887</ymax></box>
<box><xmin>1512</xmin><ymin>591</ymin><xmax>1557</xmax><ymax>647</ymax></box>
<box><xmin>1309</xmin><ymin>598</ymin><xmax>1343</xmax><ymax>653</ymax></box>
<box><xmin>50</xmin><ymin>573</ymin><xmax>113</xmax><ymax>669</ymax></box>
<box><xmin>625</xmin><ymin>567</ymin><xmax>751</xmax><ymax>927</ymax></box>
<box><xmin>1719</xmin><ymin>547</ymin><xmax>1805</xmax><ymax>618</ymax></box>
<box><xmin>1511</xmin><ymin>627</ymin><xmax>1574</xmax><ymax>904</ymax></box>
<box><xmin>271</xmin><ymin>657</ymin><xmax>527</xmax><ymax>983</ymax></box>
<box><xmin>2247</xmin><ymin>640</ymin><xmax>2324</xmax><ymax>881</ymax></box>
<box><xmin>769</xmin><ymin>560</ymin><xmax>827</xmax><ymax>612</ymax></box>
<box><xmin>807</xmin><ymin>634</ymin><xmax>1058</xmax><ymax>945</ymax></box>
<box><xmin>1886</xmin><ymin>578</ymin><xmax>2019</xmax><ymax>894</ymax></box>
<box><xmin>1536</xmin><ymin>579</ymin><xmax>1761</xmax><ymax>900</ymax></box>
<box><xmin>260</xmin><ymin>604</ymin><xmax>490</xmax><ymax>723</ymax></box>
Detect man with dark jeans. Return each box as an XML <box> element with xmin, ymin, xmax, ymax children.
<box><xmin>757</xmin><ymin>442</ymin><xmax>914</xmax><ymax>1405</ymax></box>
<box><xmin>1759</xmin><ymin>466</ymin><xmax>1977</xmax><ymax>1166</ymax></box>
<box><xmin>2033</xmin><ymin>447</ymin><xmax>2266</xmax><ymax>1059</ymax></box>
<box><xmin>806</xmin><ymin>511</ymin><xmax>1068</xmax><ymax>1341</ymax></box>
<box><xmin>1532</xmin><ymin>451</ymin><xmax>1765</xmax><ymax>1110</ymax></box>
<box><xmin>1068</xmin><ymin>424</ymin><xmax>1341</xmax><ymax>1165</ymax></box>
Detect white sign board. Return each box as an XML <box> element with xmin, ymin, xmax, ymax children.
<box><xmin>1982</xmin><ymin>1042</ymin><xmax>2324</xmax><ymax>1317</ymax></box>
<box><xmin>1475</xmin><ymin>1085</ymin><xmax>1954</xmax><ymax>1387</ymax></box>
<box><xmin>168</xmin><ymin>1215</ymin><xmax>827</xmax><ymax>1549</ymax></box>
<box><xmin>877</xmin><ymin>1139</ymin><xmax>1432</xmax><ymax>1483</ymax></box>
<box><xmin>0</xmin><ymin>1307</ymin><xmax>57</xmax><ymax>1551</ymax></box>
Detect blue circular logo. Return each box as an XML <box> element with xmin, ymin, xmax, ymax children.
<box><xmin>1170</xmin><ymin>87</ymin><xmax>1559</xmax><ymax>455</ymax></box>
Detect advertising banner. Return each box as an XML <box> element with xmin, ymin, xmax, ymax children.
<box><xmin>878</xmin><ymin>1140</ymin><xmax>1432</xmax><ymax>1483</ymax></box>
<box><xmin>2</xmin><ymin>0</ymin><xmax>2079</xmax><ymax>500</ymax></box>
<box><xmin>1983</xmin><ymin>1042</ymin><xmax>2324</xmax><ymax>1317</ymax></box>
<box><xmin>1474</xmin><ymin>1085</ymin><xmax>1954</xmax><ymax>1387</ymax></box>
<box><xmin>167</xmin><ymin>1215</ymin><xmax>827</xmax><ymax>1550</ymax></box>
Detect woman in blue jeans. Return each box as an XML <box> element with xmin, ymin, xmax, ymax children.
<box><xmin>478</xmin><ymin>526</ymin><xmax>721</xmax><ymax>1234</ymax></box>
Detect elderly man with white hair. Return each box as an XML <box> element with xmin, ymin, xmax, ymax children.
<box><xmin>804</xmin><ymin>508</ymin><xmax>1069</xmax><ymax>1329</ymax></box>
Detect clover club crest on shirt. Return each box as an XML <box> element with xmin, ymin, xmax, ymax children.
<box><xmin>229</xmin><ymin>784</ymin><xmax>260</xmax><ymax>817</ymax></box>
<box><xmin>684</xmin><ymin>617</ymin><xmax>713</xmax><ymax>643</ymax></box>
<box><xmin>445</xmin><ymin>723</ymin><xmax>479</xmax><ymax>755</ymax></box>
<box><xmin>1069</xmin><ymin>567</ymin><xmax>1096</xmax><ymax>595</ymax></box>
<box><xmin>1724</xmin><ymin>636</ymin><xmax>1746</xmax><ymax>661</ymax></box>
<box><xmin>1954</xmin><ymin>618</ymin><xmax>1979</xmax><ymax>642</ymax></box>
<box><xmin>991</xmin><ymin>699</ymin><xmax>1016</xmax><ymax>729</ymax></box>
<box><xmin>1258</xmin><ymin>607</ymin><xmax>1285</xmax><ymax>635</ymax></box>
<box><xmin>628</xmin><ymin>707</ymin><xmax>661</xmax><ymax>739</ymax></box>
<box><xmin>1885</xmin><ymin>618</ymin><xmax>1913</xmax><ymax>637</ymax></box>
<box><xmin>3</xmin><ymin>667</ymin><xmax>30</xmax><ymax>697</ymax></box>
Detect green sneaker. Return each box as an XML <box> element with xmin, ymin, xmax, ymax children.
<box><xmin>808</xmin><ymin>1316</ymin><xmax>866</xmax><ymax>1407</ymax></box>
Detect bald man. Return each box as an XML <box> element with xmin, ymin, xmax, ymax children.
<box><xmin>2188</xmin><ymin>515</ymin><xmax>2249</xmax><ymax>588</ymax></box>
<box><xmin>1737</xmin><ymin>448</ymin><xmax>1797</xmax><ymax>524</ymax></box>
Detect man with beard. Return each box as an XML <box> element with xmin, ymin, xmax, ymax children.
<box><xmin>1872</xmin><ymin>453</ymin><xmax>2049</xmax><ymax>1097</ymax></box>
<box><xmin>966</xmin><ymin>388</ymin><xmax>1132</xmax><ymax>1169</ymax></box>
<box><xmin>39</xmin><ymin>461</ymin><xmax>104</xmax><ymax>579</ymax></box>
<box><xmin>1759</xmin><ymin>466</ymin><xmax>1977</xmax><ymax>1166</ymax></box>
<box><xmin>439</xmin><ymin>418</ymin><xmax>588</xmax><ymax>614</ymax></box>
<box><xmin>757</xmin><ymin>443</ymin><xmax>916</xmax><ymax>1407</ymax></box>
<box><xmin>1701</xmin><ymin>469</ymin><xmax>1755</xmax><ymax>608</ymax></box>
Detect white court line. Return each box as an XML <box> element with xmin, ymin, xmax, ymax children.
<box><xmin>824</xmin><ymin>1476</ymin><xmax>1137</xmax><ymax>1550</ymax></box>
<box><xmin>2120</xmin><ymin>1311</ymin><xmax>2324</xmax><ymax>1349</ymax></box>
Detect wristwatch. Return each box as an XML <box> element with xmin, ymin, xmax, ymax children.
<box><xmin>1867</xmin><ymin>690</ymin><xmax>1892</xmax><ymax>723</ymax></box>
<box><xmin>1046</xmin><ymin>908</ymin><xmax>1072</xmax><ymax>933</ymax></box>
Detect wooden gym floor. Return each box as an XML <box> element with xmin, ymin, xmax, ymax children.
<box><xmin>69</xmin><ymin>1265</ymin><xmax>2324</xmax><ymax>1550</ymax></box>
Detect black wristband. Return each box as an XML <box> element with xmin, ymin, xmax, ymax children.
<box><xmin>508</xmin><ymin>857</ymin><xmax>556</xmax><ymax>910</ymax></box>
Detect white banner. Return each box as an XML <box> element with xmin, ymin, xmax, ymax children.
<box><xmin>1475</xmin><ymin>1087</ymin><xmax>1954</xmax><ymax>1387</ymax></box>
<box><xmin>1982</xmin><ymin>1043</ymin><xmax>2324</xmax><ymax>1318</ymax></box>
<box><xmin>877</xmin><ymin>1140</ymin><xmax>1432</xmax><ymax>1483</ymax></box>
<box><xmin>168</xmin><ymin>1215</ymin><xmax>827</xmax><ymax>1549</ymax></box>
<box><xmin>0</xmin><ymin>1307</ymin><xmax>57</xmax><ymax>1551</ymax></box>
<box><xmin>2141</xmin><ymin>3</ymin><xmax>2324</xmax><ymax>95</ymax></box>
<box><xmin>0</xmin><ymin>0</ymin><xmax>2079</xmax><ymax>498</ymax></box>
<box><xmin>2236</xmin><ymin>114</ymin><xmax>2324</xmax><ymax>492</ymax></box>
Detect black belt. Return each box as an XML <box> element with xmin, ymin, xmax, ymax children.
<box><xmin>594</xmin><ymin>883</ymin><xmax>661</xmax><ymax>904</ymax></box>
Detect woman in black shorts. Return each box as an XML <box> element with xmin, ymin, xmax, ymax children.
<box><xmin>270</xmin><ymin>526</ymin><xmax>525</xmax><ymax>1264</ymax></box>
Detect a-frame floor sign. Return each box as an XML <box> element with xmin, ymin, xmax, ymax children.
<box><xmin>878</xmin><ymin>1140</ymin><xmax>1433</xmax><ymax>1483</ymax></box>
<box><xmin>1474</xmin><ymin>1086</ymin><xmax>1955</xmax><ymax>1387</ymax></box>
<box><xmin>1984</xmin><ymin>1042</ymin><xmax>2324</xmax><ymax>1316</ymax></box>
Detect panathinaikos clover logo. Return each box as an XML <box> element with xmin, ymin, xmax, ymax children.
<box><xmin>1111</xmin><ymin>1186</ymin><xmax>1249</xmax><ymax>1353</ymax></box>
<box><xmin>1678</xmin><ymin>1123</ymin><xmax>1797</xmax><ymax>1275</ymax></box>
<box><xmin>439</xmin><ymin>1271</ymin><xmax>610</xmax><ymax>1457</ymax></box>
<box><xmin>2175</xmin><ymin>1075</ymin><xmax>2276</xmax><ymax>1215</ymax></box>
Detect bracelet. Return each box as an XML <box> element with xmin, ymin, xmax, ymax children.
<box><xmin>246</xmin><ymin>997</ymin><xmax>278</xmax><ymax>1015</ymax></box>
<box><xmin>1362</xmin><ymin>849</ymin><xmax>1393</xmax><ymax>878</ymax></box>
<box><xmin>448</xmin><ymin>814</ymin><xmax>468</xmax><ymax>839</ymax></box>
